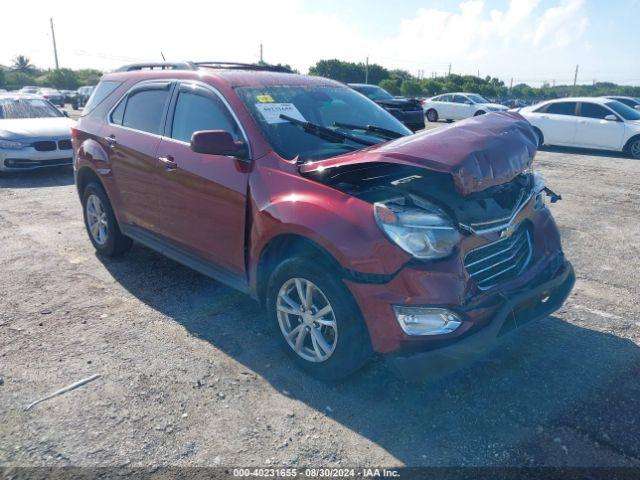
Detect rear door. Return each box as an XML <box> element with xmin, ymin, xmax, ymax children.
<box><xmin>104</xmin><ymin>81</ymin><xmax>173</xmax><ymax>231</ymax></box>
<box><xmin>154</xmin><ymin>81</ymin><xmax>250</xmax><ymax>277</ymax></box>
<box><xmin>575</xmin><ymin>102</ymin><xmax>626</xmax><ymax>149</ymax></box>
<box><xmin>536</xmin><ymin>101</ymin><xmax>578</xmax><ymax>146</ymax></box>
<box><xmin>433</xmin><ymin>94</ymin><xmax>453</xmax><ymax>118</ymax></box>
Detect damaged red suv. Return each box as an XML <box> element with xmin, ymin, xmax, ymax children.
<box><xmin>73</xmin><ymin>62</ymin><xmax>574</xmax><ymax>381</ymax></box>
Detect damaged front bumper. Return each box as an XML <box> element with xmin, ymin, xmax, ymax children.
<box><xmin>385</xmin><ymin>258</ymin><xmax>575</xmax><ymax>382</ymax></box>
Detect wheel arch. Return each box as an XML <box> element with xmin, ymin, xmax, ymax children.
<box><xmin>76</xmin><ymin>166</ymin><xmax>104</xmax><ymax>199</ymax></box>
<box><xmin>623</xmin><ymin>134</ymin><xmax>640</xmax><ymax>153</ymax></box>
<box><xmin>255</xmin><ymin>234</ymin><xmax>343</xmax><ymax>306</ymax></box>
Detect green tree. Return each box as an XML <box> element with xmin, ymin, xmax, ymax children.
<box><xmin>43</xmin><ymin>68</ymin><xmax>80</xmax><ymax>89</ymax></box>
<box><xmin>12</xmin><ymin>55</ymin><xmax>35</xmax><ymax>74</ymax></box>
<box><xmin>0</xmin><ymin>69</ymin><xmax>6</xmax><ymax>89</ymax></box>
<box><xmin>76</xmin><ymin>69</ymin><xmax>103</xmax><ymax>86</ymax></box>
<box><xmin>308</xmin><ymin>59</ymin><xmax>390</xmax><ymax>84</ymax></box>
<box><xmin>379</xmin><ymin>78</ymin><xmax>401</xmax><ymax>95</ymax></box>
<box><xmin>400</xmin><ymin>79</ymin><xmax>422</xmax><ymax>97</ymax></box>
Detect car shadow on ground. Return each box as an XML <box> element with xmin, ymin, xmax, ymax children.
<box><xmin>0</xmin><ymin>166</ymin><xmax>74</xmax><ymax>189</ymax></box>
<box><xmin>539</xmin><ymin>145</ymin><xmax>632</xmax><ymax>160</ymax></box>
<box><xmin>98</xmin><ymin>244</ymin><xmax>640</xmax><ymax>466</ymax></box>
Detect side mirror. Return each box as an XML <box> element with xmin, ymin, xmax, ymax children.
<box><xmin>634</xmin><ymin>105</ymin><xmax>640</xmax><ymax>111</ymax></box>
<box><xmin>464</xmin><ymin>100</ymin><xmax>473</xmax><ymax>105</ymax></box>
<box><xmin>604</xmin><ymin>114</ymin><xmax>619</xmax><ymax>122</ymax></box>
<box><xmin>190</xmin><ymin>130</ymin><xmax>248</xmax><ymax>159</ymax></box>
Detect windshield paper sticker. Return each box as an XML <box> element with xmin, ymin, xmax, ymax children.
<box><xmin>256</xmin><ymin>94</ymin><xmax>275</xmax><ymax>103</ymax></box>
<box><xmin>255</xmin><ymin>103</ymin><xmax>306</xmax><ymax>124</ymax></box>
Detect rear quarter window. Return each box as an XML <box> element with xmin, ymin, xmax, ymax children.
<box><xmin>81</xmin><ymin>80</ymin><xmax>121</xmax><ymax>116</ymax></box>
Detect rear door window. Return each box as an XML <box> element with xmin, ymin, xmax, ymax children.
<box><xmin>121</xmin><ymin>85</ymin><xmax>172</xmax><ymax>135</ymax></box>
<box><xmin>170</xmin><ymin>86</ymin><xmax>241</xmax><ymax>143</ymax></box>
<box><xmin>545</xmin><ymin>102</ymin><xmax>578</xmax><ymax>116</ymax></box>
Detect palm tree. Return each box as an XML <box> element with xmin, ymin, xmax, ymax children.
<box><xmin>12</xmin><ymin>55</ymin><xmax>35</xmax><ymax>73</ymax></box>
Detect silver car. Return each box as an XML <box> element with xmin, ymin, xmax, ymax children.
<box><xmin>0</xmin><ymin>93</ymin><xmax>75</xmax><ymax>171</ymax></box>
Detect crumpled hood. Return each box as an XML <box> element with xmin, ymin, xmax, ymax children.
<box><xmin>300</xmin><ymin>111</ymin><xmax>538</xmax><ymax>196</ymax></box>
<box><xmin>0</xmin><ymin>117</ymin><xmax>76</xmax><ymax>141</ymax></box>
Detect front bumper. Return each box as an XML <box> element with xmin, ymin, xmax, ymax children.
<box><xmin>0</xmin><ymin>149</ymin><xmax>73</xmax><ymax>171</ymax></box>
<box><xmin>386</xmin><ymin>259</ymin><xmax>574</xmax><ymax>381</ymax></box>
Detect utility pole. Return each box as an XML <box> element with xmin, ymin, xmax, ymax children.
<box><xmin>448</xmin><ymin>63</ymin><xmax>451</xmax><ymax>76</ymax></box>
<box><xmin>477</xmin><ymin>69</ymin><xmax>480</xmax><ymax>78</ymax></box>
<box><xmin>573</xmin><ymin>64</ymin><xmax>579</xmax><ymax>91</ymax></box>
<box><xmin>259</xmin><ymin>43</ymin><xmax>263</xmax><ymax>64</ymax></box>
<box><xmin>50</xmin><ymin>17</ymin><xmax>59</xmax><ymax>70</ymax></box>
<box><xmin>365</xmin><ymin>56</ymin><xmax>369</xmax><ymax>84</ymax></box>
<box><xmin>510</xmin><ymin>77</ymin><xmax>513</xmax><ymax>93</ymax></box>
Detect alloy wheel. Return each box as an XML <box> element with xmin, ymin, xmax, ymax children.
<box><xmin>86</xmin><ymin>194</ymin><xmax>108</xmax><ymax>245</ymax></box>
<box><xmin>276</xmin><ymin>277</ymin><xmax>338</xmax><ymax>363</ymax></box>
<box><xmin>631</xmin><ymin>140</ymin><xmax>640</xmax><ymax>159</ymax></box>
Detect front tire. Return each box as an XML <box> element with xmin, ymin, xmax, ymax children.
<box><xmin>266</xmin><ymin>257</ymin><xmax>373</xmax><ymax>380</ymax></box>
<box><xmin>82</xmin><ymin>182</ymin><xmax>132</xmax><ymax>257</ymax></box>
<box><xmin>426</xmin><ymin>109</ymin><xmax>438</xmax><ymax>123</ymax></box>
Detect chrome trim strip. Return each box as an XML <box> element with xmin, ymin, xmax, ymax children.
<box><xmin>459</xmin><ymin>190</ymin><xmax>534</xmax><ymax>235</ymax></box>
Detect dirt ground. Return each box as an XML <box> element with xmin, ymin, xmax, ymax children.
<box><xmin>1</xmin><ymin>129</ymin><xmax>639</xmax><ymax>468</ymax></box>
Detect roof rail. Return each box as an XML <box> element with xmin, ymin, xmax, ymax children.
<box><xmin>194</xmin><ymin>62</ymin><xmax>293</xmax><ymax>73</ymax></box>
<box><xmin>114</xmin><ymin>62</ymin><xmax>197</xmax><ymax>72</ymax></box>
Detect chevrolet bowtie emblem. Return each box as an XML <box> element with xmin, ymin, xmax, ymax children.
<box><xmin>500</xmin><ymin>226</ymin><xmax>514</xmax><ymax>238</ymax></box>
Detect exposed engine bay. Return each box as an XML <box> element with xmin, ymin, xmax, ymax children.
<box><xmin>304</xmin><ymin>162</ymin><xmax>545</xmax><ymax>233</ymax></box>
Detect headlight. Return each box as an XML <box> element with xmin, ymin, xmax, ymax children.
<box><xmin>0</xmin><ymin>139</ymin><xmax>27</xmax><ymax>149</ymax></box>
<box><xmin>393</xmin><ymin>306</ymin><xmax>462</xmax><ymax>336</ymax></box>
<box><xmin>374</xmin><ymin>196</ymin><xmax>460</xmax><ymax>259</ymax></box>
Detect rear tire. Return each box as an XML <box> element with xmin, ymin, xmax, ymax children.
<box><xmin>82</xmin><ymin>182</ymin><xmax>132</xmax><ymax>257</ymax></box>
<box><xmin>425</xmin><ymin>109</ymin><xmax>438</xmax><ymax>123</ymax></box>
<box><xmin>266</xmin><ymin>257</ymin><xmax>373</xmax><ymax>381</ymax></box>
<box><xmin>627</xmin><ymin>137</ymin><xmax>640</xmax><ymax>159</ymax></box>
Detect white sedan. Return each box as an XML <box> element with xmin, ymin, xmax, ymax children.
<box><xmin>517</xmin><ymin>97</ymin><xmax>640</xmax><ymax>159</ymax></box>
<box><xmin>0</xmin><ymin>93</ymin><xmax>76</xmax><ymax>171</ymax></box>
<box><xmin>422</xmin><ymin>93</ymin><xmax>508</xmax><ymax>122</ymax></box>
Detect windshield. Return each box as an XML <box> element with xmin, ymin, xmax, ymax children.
<box><xmin>467</xmin><ymin>94</ymin><xmax>489</xmax><ymax>104</ymax></box>
<box><xmin>0</xmin><ymin>98</ymin><xmax>63</xmax><ymax>119</ymax></box>
<box><xmin>352</xmin><ymin>85</ymin><xmax>394</xmax><ymax>101</ymax></box>
<box><xmin>235</xmin><ymin>85</ymin><xmax>411</xmax><ymax>161</ymax></box>
<box><xmin>606</xmin><ymin>101</ymin><xmax>640</xmax><ymax>121</ymax></box>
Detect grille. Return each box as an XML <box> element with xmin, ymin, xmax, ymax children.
<box><xmin>464</xmin><ymin>224</ymin><xmax>532</xmax><ymax>290</ymax></box>
<box><xmin>4</xmin><ymin>157</ymin><xmax>72</xmax><ymax>169</ymax></box>
<box><xmin>32</xmin><ymin>141</ymin><xmax>57</xmax><ymax>152</ymax></box>
<box><xmin>58</xmin><ymin>139</ymin><xmax>72</xmax><ymax>150</ymax></box>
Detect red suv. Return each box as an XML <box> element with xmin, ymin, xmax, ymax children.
<box><xmin>73</xmin><ymin>62</ymin><xmax>574</xmax><ymax>381</ymax></box>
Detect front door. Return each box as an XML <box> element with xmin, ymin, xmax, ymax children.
<box><xmin>575</xmin><ymin>102</ymin><xmax>626</xmax><ymax>150</ymax></box>
<box><xmin>154</xmin><ymin>82</ymin><xmax>250</xmax><ymax>277</ymax></box>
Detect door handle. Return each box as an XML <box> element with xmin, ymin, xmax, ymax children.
<box><xmin>158</xmin><ymin>155</ymin><xmax>177</xmax><ymax>171</ymax></box>
<box><xmin>105</xmin><ymin>135</ymin><xmax>117</xmax><ymax>147</ymax></box>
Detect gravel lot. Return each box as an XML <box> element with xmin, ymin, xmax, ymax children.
<box><xmin>1</xmin><ymin>124</ymin><xmax>639</xmax><ymax>468</ymax></box>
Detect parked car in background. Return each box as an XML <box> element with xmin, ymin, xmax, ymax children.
<box><xmin>72</xmin><ymin>62</ymin><xmax>573</xmax><ymax>381</ymax></box>
<box><xmin>0</xmin><ymin>93</ymin><xmax>75</xmax><ymax>171</ymax></box>
<box><xmin>37</xmin><ymin>88</ymin><xmax>65</xmax><ymax>107</ymax></box>
<box><xmin>72</xmin><ymin>85</ymin><xmax>95</xmax><ymax>110</ymax></box>
<box><xmin>604</xmin><ymin>96</ymin><xmax>640</xmax><ymax>110</ymax></box>
<box><xmin>60</xmin><ymin>89</ymin><xmax>78</xmax><ymax>105</ymax></box>
<box><xmin>348</xmin><ymin>83</ymin><xmax>424</xmax><ymax>131</ymax></box>
<box><xmin>422</xmin><ymin>93</ymin><xmax>508</xmax><ymax>122</ymax></box>
<box><xmin>517</xmin><ymin>97</ymin><xmax>640</xmax><ymax>159</ymax></box>
<box><xmin>19</xmin><ymin>86</ymin><xmax>39</xmax><ymax>94</ymax></box>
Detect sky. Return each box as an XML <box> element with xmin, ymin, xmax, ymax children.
<box><xmin>1</xmin><ymin>0</ymin><xmax>639</xmax><ymax>86</ymax></box>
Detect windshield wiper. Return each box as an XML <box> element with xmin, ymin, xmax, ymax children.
<box><xmin>279</xmin><ymin>114</ymin><xmax>377</xmax><ymax>147</ymax></box>
<box><xmin>333</xmin><ymin>121</ymin><xmax>405</xmax><ymax>140</ymax></box>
